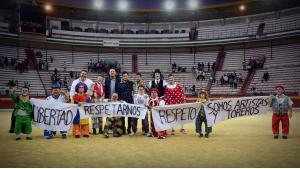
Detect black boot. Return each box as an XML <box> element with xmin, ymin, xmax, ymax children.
<box><xmin>205</xmin><ymin>133</ymin><xmax>209</xmax><ymax>138</ymax></box>
<box><xmin>92</xmin><ymin>128</ymin><xmax>97</xmax><ymax>135</ymax></box>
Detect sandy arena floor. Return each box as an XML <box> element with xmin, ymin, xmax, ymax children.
<box><xmin>0</xmin><ymin>110</ymin><xmax>299</xmax><ymax>168</ymax></box>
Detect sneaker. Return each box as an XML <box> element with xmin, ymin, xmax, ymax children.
<box><xmin>75</xmin><ymin>135</ymin><xmax>80</xmax><ymax>138</ymax></box>
<box><xmin>92</xmin><ymin>128</ymin><xmax>97</xmax><ymax>135</ymax></box>
<box><xmin>26</xmin><ymin>137</ymin><xmax>32</xmax><ymax>140</ymax></box>
<box><xmin>274</xmin><ymin>135</ymin><xmax>279</xmax><ymax>139</ymax></box>
<box><xmin>113</xmin><ymin>133</ymin><xmax>122</xmax><ymax>137</ymax></box>
<box><xmin>205</xmin><ymin>133</ymin><xmax>209</xmax><ymax>138</ymax></box>
<box><xmin>83</xmin><ymin>135</ymin><xmax>89</xmax><ymax>138</ymax></box>
<box><xmin>199</xmin><ymin>133</ymin><xmax>204</xmax><ymax>137</ymax></box>
<box><xmin>15</xmin><ymin>137</ymin><xmax>21</xmax><ymax>141</ymax></box>
<box><xmin>196</xmin><ymin>133</ymin><xmax>200</xmax><ymax>137</ymax></box>
<box><xmin>146</xmin><ymin>133</ymin><xmax>153</xmax><ymax>137</ymax></box>
<box><xmin>61</xmin><ymin>134</ymin><xmax>67</xmax><ymax>139</ymax></box>
<box><xmin>180</xmin><ymin>128</ymin><xmax>186</xmax><ymax>134</ymax></box>
<box><xmin>104</xmin><ymin>134</ymin><xmax>109</xmax><ymax>138</ymax></box>
<box><xmin>282</xmin><ymin>136</ymin><xmax>288</xmax><ymax>139</ymax></box>
<box><xmin>129</xmin><ymin>132</ymin><xmax>136</xmax><ymax>137</ymax></box>
<box><xmin>158</xmin><ymin>136</ymin><xmax>166</xmax><ymax>139</ymax></box>
<box><xmin>45</xmin><ymin>136</ymin><xmax>53</xmax><ymax>139</ymax></box>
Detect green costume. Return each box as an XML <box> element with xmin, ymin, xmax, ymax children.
<box><xmin>10</xmin><ymin>92</ymin><xmax>33</xmax><ymax>135</ymax></box>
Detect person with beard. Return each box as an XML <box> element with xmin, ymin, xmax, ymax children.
<box><xmin>44</xmin><ymin>83</ymin><xmax>70</xmax><ymax>139</ymax></box>
<box><xmin>164</xmin><ymin>74</ymin><xmax>186</xmax><ymax>135</ymax></box>
<box><xmin>9</xmin><ymin>85</ymin><xmax>33</xmax><ymax>140</ymax></box>
<box><xmin>118</xmin><ymin>71</ymin><xmax>134</xmax><ymax>135</ymax></box>
<box><xmin>270</xmin><ymin>85</ymin><xmax>293</xmax><ymax>139</ymax></box>
<box><xmin>133</xmin><ymin>73</ymin><xmax>148</xmax><ymax>96</ymax></box>
<box><xmin>69</xmin><ymin>70</ymin><xmax>93</xmax><ymax>98</ymax></box>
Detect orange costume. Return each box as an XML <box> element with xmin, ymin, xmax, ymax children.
<box><xmin>71</xmin><ymin>82</ymin><xmax>91</xmax><ymax>137</ymax></box>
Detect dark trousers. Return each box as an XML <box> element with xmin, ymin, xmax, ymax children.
<box><xmin>120</xmin><ymin>117</ymin><xmax>126</xmax><ymax>134</ymax></box>
<box><xmin>195</xmin><ymin>114</ymin><xmax>212</xmax><ymax>134</ymax></box>
<box><xmin>127</xmin><ymin>117</ymin><xmax>133</xmax><ymax>134</ymax></box>
<box><xmin>142</xmin><ymin>113</ymin><xmax>149</xmax><ymax>133</ymax></box>
<box><xmin>130</xmin><ymin>117</ymin><xmax>138</xmax><ymax>133</ymax></box>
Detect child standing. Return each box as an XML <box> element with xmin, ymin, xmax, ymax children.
<box><xmin>133</xmin><ymin>85</ymin><xmax>149</xmax><ymax>136</ymax></box>
<box><xmin>71</xmin><ymin>82</ymin><xmax>92</xmax><ymax>138</ymax></box>
<box><xmin>195</xmin><ymin>90</ymin><xmax>212</xmax><ymax>138</ymax></box>
<box><xmin>9</xmin><ymin>85</ymin><xmax>33</xmax><ymax>140</ymax></box>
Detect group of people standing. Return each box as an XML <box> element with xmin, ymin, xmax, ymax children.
<box><xmin>8</xmin><ymin>68</ymin><xmax>293</xmax><ymax>141</ymax></box>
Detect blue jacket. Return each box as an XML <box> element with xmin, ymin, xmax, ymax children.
<box><xmin>104</xmin><ymin>76</ymin><xmax>121</xmax><ymax>99</ymax></box>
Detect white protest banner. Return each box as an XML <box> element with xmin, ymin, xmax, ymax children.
<box><xmin>203</xmin><ymin>96</ymin><xmax>270</xmax><ymax>127</ymax></box>
<box><xmin>30</xmin><ymin>98</ymin><xmax>78</xmax><ymax>131</ymax></box>
<box><xmin>78</xmin><ymin>102</ymin><xmax>147</xmax><ymax>119</ymax></box>
<box><xmin>151</xmin><ymin>102</ymin><xmax>201</xmax><ymax>132</ymax></box>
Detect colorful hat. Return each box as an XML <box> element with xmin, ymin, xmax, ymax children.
<box><xmin>198</xmin><ymin>90</ymin><xmax>208</xmax><ymax>97</ymax></box>
<box><xmin>275</xmin><ymin>85</ymin><xmax>284</xmax><ymax>90</ymax></box>
<box><xmin>51</xmin><ymin>83</ymin><xmax>61</xmax><ymax>89</ymax></box>
<box><xmin>75</xmin><ymin>82</ymin><xmax>88</xmax><ymax>93</ymax></box>
<box><xmin>22</xmin><ymin>83</ymin><xmax>30</xmax><ymax>89</ymax></box>
<box><xmin>150</xmin><ymin>88</ymin><xmax>159</xmax><ymax>93</ymax></box>
<box><xmin>22</xmin><ymin>85</ymin><xmax>30</xmax><ymax>90</ymax></box>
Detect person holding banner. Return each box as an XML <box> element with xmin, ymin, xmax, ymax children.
<box><xmin>103</xmin><ymin>93</ymin><xmax>123</xmax><ymax>138</ymax></box>
<box><xmin>134</xmin><ymin>85</ymin><xmax>150</xmax><ymax>136</ymax></box>
<box><xmin>9</xmin><ymin>85</ymin><xmax>33</xmax><ymax>140</ymax></box>
<box><xmin>195</xmin><ymin>90</ymin><xmax>212</xmax><ymax>138</ymax></box>
<box><xmin>147</xmin><ymin>88</ymin><xmax>167</xmax><ymax>139</ymax></box>
<box><xmin>270</xmin><ymin>85</ymin><xmax>293</xmax><ymax>139</ymax></box>
<box><xmin>164</xmin><ymin>74</ymin><xmax>186</xmax><ymax>135</ymax></box>
<box><xmin>91</xmin><ymin>74</ymin><xmax>105</xmax><ymax>135</ymax></box>
<box><xmin>71</xmin><ymin>82</ymin><xmax>92</xmax><ymax>138</ymax></box>
<box><xmin>44</xmin><ymin>83</ymin><xmax>70</xmax><ymax>139</ymax></box>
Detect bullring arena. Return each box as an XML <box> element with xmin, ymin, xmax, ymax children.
<box><xmin>0</xmin><ymin>109</ymin><xmax>300</xmax><ymax>167</ymax></box>
<box><xmin>0</xmin><ymin>0</ymin><xmax>300</xmax><ymax>168</ymax></box>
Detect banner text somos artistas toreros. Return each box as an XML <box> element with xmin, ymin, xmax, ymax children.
<box><xmin>78</xmin><ymin>102</ymin><xmax>148</xmax><ymax>119</ymax></box>
<box><xmin>31</xmin><ymin>98</ymin><xmax>78</xmax><ymax>131</ymax></box>
<box><xmin>203</xmin><ymin>96</ymin><xmax>270</xmax><ymax>127</ymax></box>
